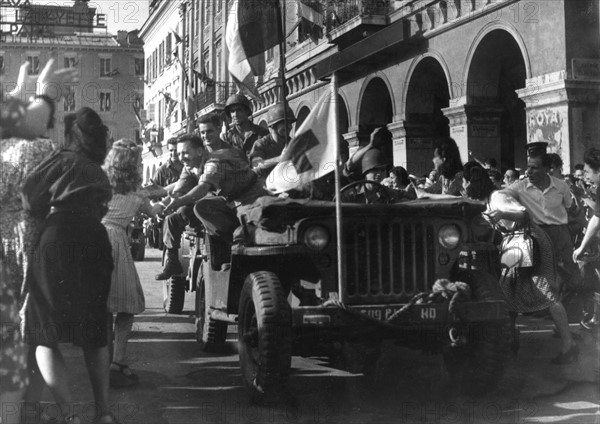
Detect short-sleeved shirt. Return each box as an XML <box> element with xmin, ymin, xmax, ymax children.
<box><xmin>173</xmin><ymin>164</ymin><xmax>202</xmax><ymax>196</ymax></box>
<box><xmin>22</xmin><ymin>149</ymin><xmax>112</xmax><ymax>220</ymax></box>
<box><xmin>503</xmin><ymin>176</ymin><xmax>572</xmax><ymax>225</ymax></box>
<box><xmin>151</xmin><ymin>159</ymin><xmax>183</xmax><ymax>187</ymax></box>
<box><xmin>199</xmin><ymin>148</ymin><xmax>258</xmax><ymax>201</ymax></box>
<box><xmin>222</xmin><ymin>123</ymin><xmax>269</xmax><ymax>159</ymax></box>
<box><xmin>249</xmin><ymin>134</ymin><xmax>285</xmax><ymax>162</ymax></box>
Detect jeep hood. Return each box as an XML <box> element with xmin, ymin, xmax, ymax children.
<box><xmin>245</xmin><ymin>196</ymin><xmax>486</xmax><ymax>232</ymax></box>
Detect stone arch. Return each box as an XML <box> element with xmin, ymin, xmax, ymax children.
<box><xmin>465</xmin><ymin>27</ymin><xmax>528</xmax><ymax>171</ymax></box>
<box><xmin>295</xmin><ymin>105</ymin><xmax>311</xmax><ymax>129</ymax></box>
<box><xmin>402</xmin><ymin>56</ymin><xmax>451</xmax><ymax>176</ymax></box>
<box><xmin>357</xmin><ymin>76</ymin><xmax>394</xmax><ymax>160</ymax></box>
<box><xmin>403</xmin><ymin>51</ymin><xmax>454</xmax><ymax>109</ymax></box>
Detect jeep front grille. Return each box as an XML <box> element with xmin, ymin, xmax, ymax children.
<box><xmin>343</xmin><ymin>220</ymin><xmax>436</xmax><ymax>303</ymax></box>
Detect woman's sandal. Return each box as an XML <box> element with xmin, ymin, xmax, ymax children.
<box><xmin>111</xmin><ymin>362</ymin><xmax>139</xmax><ymax>381</ymax></box>
<box><xmin>109</xmin><ymin>362</ymin><xmax>138</xmax><ymax>388</ymax></box>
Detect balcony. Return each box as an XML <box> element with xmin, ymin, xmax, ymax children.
<box><xmin>325</xmin><ymin>0</ymin><xmax>390</xmax><ymax>47</ymax></box>
<box><xmin>194</xmin><ymin>82</ymin><xmax>236</xmax><ymax>113</ymax></box>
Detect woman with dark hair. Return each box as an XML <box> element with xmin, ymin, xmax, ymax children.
<box><xmin>417</xmin><ymin>136</ymin><xmax>464</xmax><ymax>199</ymax></box>
<box><xmin>21</xmin><ymin>107</ymin><xmax>118</xmax><ymax>424</ymax></box>
<box><xmin>462</xmin><ymin>161</ymin><xmax>497</xmax><ymax>201</ymax></box>
<box><xmin>382</xmin><ymin>166</ymin><xmax>410</xmax><ymax>190</ymax></box>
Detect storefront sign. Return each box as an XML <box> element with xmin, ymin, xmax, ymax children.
<box><xmin>572</xmin><ymin>58</ymin><xmax>600</xmax><ymax>81</ymax></box>
<box><xmin>407</xmin><ymin>138</ymin><xmax>432</xmax><ymax>148</ymax></box>
<box><xmin>470</xmin><ymin>124</ymin><xmax>498</xmax><ymax>138</ymax></box>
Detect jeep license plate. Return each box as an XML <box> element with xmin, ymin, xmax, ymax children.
<box><xmin>354</xmin><ymin>306</ymin><xmax>399</xmax><ymax>321</ymax></box>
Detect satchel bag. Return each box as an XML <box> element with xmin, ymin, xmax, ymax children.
<box><xmin>499</xmin><ymin>216</ymin><xmax>534</xmax><ymax>269</ymax></box>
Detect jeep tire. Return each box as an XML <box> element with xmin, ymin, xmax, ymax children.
<box><xmin>194</xmin><ymin>274</ymin><xmax>227</xmax><ymax>352</ymax></box>
<box><xmin>238</xmin><ymin>271</ymin><xmax>292</xmax><ymax>405</ymax></box>
<box><xmin>442</xmin><ymin>270</ymin><xmax>510</xmax><ymax>394</ymax></box>
<box><xmin>163</xmin><ymin>276</ymin><xmax>185</xmax><ymax>314</ymax></box>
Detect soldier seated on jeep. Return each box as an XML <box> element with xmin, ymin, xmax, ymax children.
<box><xmin>155</xmin><ymin>113</ymin><xmax>269</xmax><ymax>280</ymax></box>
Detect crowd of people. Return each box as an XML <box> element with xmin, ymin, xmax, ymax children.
<box><xmin>1</xmin><ymin>57</ymin><xmax>599</xmax><ymax>423</ymax></box>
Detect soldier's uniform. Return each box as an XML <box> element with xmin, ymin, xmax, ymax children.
<box><xmin>222</xmin><ymin>123</ymin><xmax>269</xmax><ymax>160</ymax></box>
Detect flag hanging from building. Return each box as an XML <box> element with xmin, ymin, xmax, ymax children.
<box><xmin>266</xmin><ymin>90</ymin><xmax>336</xmax><ymax>193</ymax></box>
<box><xmin>225</xmin><ymin>0</ymin><xmax>282</xmax><ymax>99</ymax></box>
<box><xmin>160</xmin><ymin>91</ymin><xmax>178</xmax><ymax>118</ymax></box>
<box><xmin>132</xmin><ymin>103</ymin><xmax>143</xmax><ymax>127</ymax></box>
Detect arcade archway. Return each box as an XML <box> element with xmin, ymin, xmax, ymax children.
<box><xmin>358</xmin><ymin>77</ymin><xmax>393</xmax><ymax>160</ymax></box>
<box><xmin>404</xmin><ymin>57</ymin><xmax>450</xmax><ymax>176</ymax></box>
<box><xmin>466</xmin><ymin>29</ymin><xmax>527</xmax><ymax>171</ymax></box>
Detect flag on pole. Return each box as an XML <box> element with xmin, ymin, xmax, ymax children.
<box><xmin>173</xmin><ymin>31</ymin><xmax>183</xmax><ymax>44</ymax></box>
<box><xmin>266</xmin><ymin>90</ymin><xmax>336</xmax><ymax>193</ymax></box>
<box><xmin>132</xmin><ymin>103</ymin><xmax>143</xmax><ymax>127</ymax></box>
<box><xmin>225</xmin><ymin>0</ymin><xmax>282</xmax><ymax>99</ymax></box>
<box><xmin>160</xmin><ymin>91</ymin><xmax>178</xmax><ymax>118</ymax></box>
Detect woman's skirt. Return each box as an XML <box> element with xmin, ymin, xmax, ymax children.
<box><xmin>104</xmin><ymin>223</ymin><xmax>145</xmax><ymax>314</ymax></box>
<box><xmin>499</xmin><ymin>224</ymin><xmax>559</xmax><ymax>313</ymax></box>
<box><xmin>24</xmin><ymin>212</ymin><xmax>113</xmax><ymax>347</ymax></box>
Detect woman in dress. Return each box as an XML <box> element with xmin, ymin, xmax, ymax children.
<box><xmin>21</xmin><ymin>107</ymin><xmax>118</xmax><ymax>424</ymax></box>
<box><xmin>102</xmin><ymin>139</ymin><xmax>158</xmax><ymax>388</ymax></box>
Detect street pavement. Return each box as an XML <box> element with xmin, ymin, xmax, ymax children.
<box><xmin>24</xmin><ymin>248</ymin><xmax>600</xmax><ymax>424</ymax></box>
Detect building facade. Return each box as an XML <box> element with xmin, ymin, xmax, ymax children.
<box><xmin>139</xmin><ymin>0</ymin><xmax>600</xmax><ymax>181</ymax></box>
<box><xmin>1</xmin><ymin>1</ymin><xmax>144</xmax><ymax>147</ymax></box>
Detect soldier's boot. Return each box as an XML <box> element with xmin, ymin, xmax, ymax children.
<box><xmin>155</xmin><ymin>249</ymin><xmax>183</xmax><ymax>280</ymax></box>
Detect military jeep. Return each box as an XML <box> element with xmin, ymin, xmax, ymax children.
<box><xmin>189</xmin><ymin>195</ymin><xmax>511</xmax><ymax>404</ymax></box>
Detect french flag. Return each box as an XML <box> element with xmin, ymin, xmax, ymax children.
<box><xmin>225</xmin><ymin>0</ymin><xmax>282</xmax><ymax>99</ymax></box>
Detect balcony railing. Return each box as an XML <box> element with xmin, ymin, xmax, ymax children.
<box><xmin>325</xmin><ymin>0</ymin><xmax>390</xmax><ymax>33</ymax></box>
<box><xmin>194</xmin><ymin>82</ymin><xmax>237</xmax><ymax>111</ymax></box>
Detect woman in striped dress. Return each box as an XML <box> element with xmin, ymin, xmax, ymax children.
<box><xmin>102</xmin><ymin>139</ymin><xmax>159</xmax><ymax>387</ymax></box>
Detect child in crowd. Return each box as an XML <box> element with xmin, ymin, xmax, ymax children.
<box><xmin>102</xmin><ymin>139</ymin><xmax>162</xmax><ymax>388</ymax></box>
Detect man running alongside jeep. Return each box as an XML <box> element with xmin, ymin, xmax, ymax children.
<box><xmin>155</xmin><ymin>113</ymin><xmax>267</xmax><ymax>279</ymax></box>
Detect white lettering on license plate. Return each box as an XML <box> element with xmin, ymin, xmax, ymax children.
<box><xmin>358</xmin><ymin>308</ymin><xmax>395</xmax><ymax>320</ymax></box>
<box><xmin>421</xmin><ymin>307</ymin><xmax>437</xmax><ymax>320</ymax></box>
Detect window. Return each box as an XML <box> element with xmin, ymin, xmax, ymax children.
<box><xmin>100</xmin><ymin>58</ymin><xmax>111</xmax><ymax>77</ymax></box>
<box><xmin>159</xmin><ymin>41</ymin><xmax>164</xmax><ymax>69</ymax></box>
<box><xmin>64</xmin><ymin>56</ymin><xmax>77</xmax><ymax>68</ymax></box>
<box><xmin>0</xmin><ymin>55</ymin><xmax>4</xmax><ymax>75</ymax></box>
<box><xmin>152</xmin><ymin>50</ymin><xmax>158</xmax><ymax>81</ymax></box>
<box><xmin>166</xmin><ymin>34</ymin><xmax>172</xmax><ymax>64</ymax></box>
<box><xmin>215</xmin><ymin>39</ymin><xmax>222</xmax><ymax>80</ymax></box>
<box><xmin>203</xmin><ymin>49</ymin><xmax>210</xmax><ymax>78</ymax></box>
<box><xmin>27</xmin><ymin>55</ymin><xmax>40</xmax><ymax>75</ymax></box>
<box><xmin>100</xmin><ymin>91</ymin><xmax>111</xmax><ymax>111</ymax></box>
<box><xmin>195</xmin><ymin>0</ymin><xmax>200</xmax><ymax>35</ymax></box>
<box><xmin>216</xmin><ymin>0</ymin><xmax>222</xmax><ymax>13</ymax></box>
<box><xmin>63</xmin><ymin>85</ymin><xmax>75</xmax><ymax>112</ymax></box>
<box><xmin>146</xmin><ymin>57</ymin><xmax>151</xmax><ymax>81</ymax></box>
<box><xmin>134</xmin><ymin>58</ymin><xmax>144</xmax><ymax>76</ymax></box>
<box><xmin>203</xmin><ymin>1</ymin><xmax>210</xmax><ymax>23</ymax></box>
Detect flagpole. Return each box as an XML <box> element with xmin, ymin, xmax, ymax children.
<box><xmin>332</xmin><ymin>72</ymin><xmax>344</xmax><ymax>302</ymax></box>
<box><xmin>276</xmin><ymin>0</ymin><xmax>290</xmax><ymax>146</ymax></box>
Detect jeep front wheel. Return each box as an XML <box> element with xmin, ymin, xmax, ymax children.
<box><xmin>195</xmin><ymin>274</ymin><xmax>227</xmax><ymax>352</ymax></box>
<box><xmin>442</xmin><ymin>270</ymin><xmax>510</xmax><ymax>394</ymax></box>
<box><xmin>238</xmin><ymin>271</ymin><xmax>292</xmax><ymax>405</ymax></box>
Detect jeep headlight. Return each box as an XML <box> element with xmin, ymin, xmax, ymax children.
<box><xmin>438</xmin><ymin>225</ymin><xmax>460</xmax><ymax>250</ymax></box>
<box><xmin>303</xmin><ymin>225</ymin><xmax>330</xmax><ymax>251</ymax></box>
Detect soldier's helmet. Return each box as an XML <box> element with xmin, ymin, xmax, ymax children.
<box><xmin>266</xmin><ymin>103</ymin><xmax>296</xmax><ymax>127</ymax></box>
<box><xmin>361</xmin><ymin>148</ymin><xmax>389</xmax><ymax>176</ymax></box>
<box><xmin>224</xmin><ymin>93</ymin><xmax>252</xmax><ymax>116</ymax></box>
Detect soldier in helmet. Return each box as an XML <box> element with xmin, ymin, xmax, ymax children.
<box><xmin>222</xmin><ymin>93</ymin><xmax>269</xmax><ymax>159</ymax></box>
<box><xmin>249</xmin><ymin>102</ymin><xmax>296</xmax><ymax>178</ymax></box>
